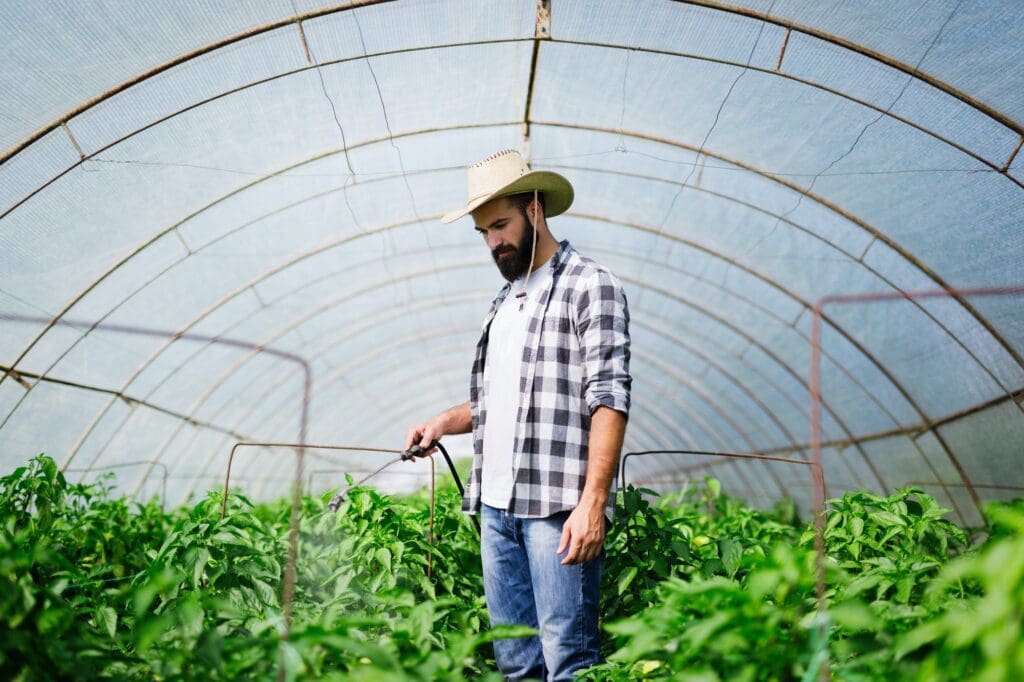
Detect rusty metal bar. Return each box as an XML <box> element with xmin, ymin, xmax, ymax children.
<box><xmin>775</xmin><ymin>27</ymin><xmax>791</xmax><ymax>71</ymax></box>
<box><xmin>521</xmin><ymin>0</ymin><xmax>549</xmax><ymax>146</ymax></box>
<box><xmin>811</xmin><ymin>285</ymin><xmax>1024</xmax><ymax>541</ymax></box>
<box><xmin>1003</xmin><ymin>136</ymin><xmax>1023</xmax><ymax>173</ymax></box>
<box><xmin>620</xmin><ymin>448</ymin><xmax>817</xmax><ymax>490</ymax></box>
<box><xmin>617</xmin><ymin>446</ymin><xmax>829</xmax><ymax>625</ymax></box>
<box><xmin>907</xmin><ymin>481</ymin><xmax>1024</xmax><ymax>493</ymax></box>
<box><xmin>0</xmin><ymin>313</ymin><xmax>312</xmax><ymax>646</ymax></box>
<box><xmin>0</xmin><ymin>363</ymin><xmax>250</xmax><ymax>444</ymax></box>
<box><xmin>61</xmin><ymin>123</ymin><xmax>86</xmax><ymax>161</ymax></box>
<box><xmin>220</xmin><ymin>442</ymin><xmax>396</xmax><ymax>519</ymax></box>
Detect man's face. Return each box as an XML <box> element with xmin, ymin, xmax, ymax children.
<box><xmin>472</xmin><ymin>197</ymin><xmax>535</xmax><ymax>282</ymax></box>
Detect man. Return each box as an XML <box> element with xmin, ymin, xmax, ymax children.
<box><xmin>404</xmin><ymin>149</ymin><xmax>631</xmax><ymax>681</ymax></box>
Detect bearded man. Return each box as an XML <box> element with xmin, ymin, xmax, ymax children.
<box><xmin>405</xmin><ymin>149</ymin><xmax>632</xmax><ymax>681</ymax></box>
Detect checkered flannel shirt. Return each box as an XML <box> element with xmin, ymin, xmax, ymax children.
<box><xmin>462</xmin><ymin>239</ymin><xmax>632</xmax><ymax>518</ymax></box>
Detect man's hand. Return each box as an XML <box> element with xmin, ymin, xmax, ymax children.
<box><xmin>557</xmin><ymin>495</ymin><xmax>606</xmax><ymax>565</ymax></box>
<box><xmin>404</xmin><ymin>402</ymin><xmax>472</xmax><ymax>460</ymax></box>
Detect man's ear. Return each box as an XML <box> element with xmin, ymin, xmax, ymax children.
<box><xmin>530</xmin><ymin>198</ymin><xmax>543</xmax><ymax>228</ymax></box>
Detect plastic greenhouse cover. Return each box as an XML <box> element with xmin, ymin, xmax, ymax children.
<box><xmin>0</xmin><ymin>0</ymin><xmax>1021</xmax><ymax>513</ymax></box>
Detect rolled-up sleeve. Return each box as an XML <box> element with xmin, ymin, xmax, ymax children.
<box><xmin>575</xmin><ymin>268</ymin><xmax>632</xmax><ymax>418</ymax></box>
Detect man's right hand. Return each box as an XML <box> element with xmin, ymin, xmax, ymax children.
<box><xmin>404</xmin><ymin>416</ymin><xmax>446</xmax><ymax>459</ymax></box>
<box><xmin>404</xmin><ymin>402</ymin><xmax>472</xmax><ymax>460</ymax></box>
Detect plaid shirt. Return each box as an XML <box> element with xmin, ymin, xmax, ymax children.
<box><xmin>463</xmin><ymin>239</ymin><xmax>632</xmax><ymax>518</ymax></box>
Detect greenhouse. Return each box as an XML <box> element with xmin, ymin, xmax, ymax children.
<box><xmin>1</xmin><ymin>0</ymin><xmax>1022</xmax><ymax>679</ymax></box>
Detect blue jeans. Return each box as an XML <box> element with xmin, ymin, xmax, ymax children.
<box><xmin>480</xmin><ymin>504</ymin><xmax>603</xmax><ymax>681</ymax></box>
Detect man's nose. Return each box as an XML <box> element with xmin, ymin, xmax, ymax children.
<box><xmin>486</xmin><ymin>233</ymin><xmax>503</xmax><ymax>251</ymax></box>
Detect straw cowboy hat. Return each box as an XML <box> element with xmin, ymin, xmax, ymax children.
<box><xmin>441</xmin><ymin>149</ymin><xmax>574</xmax><ymax>224</ymax></box>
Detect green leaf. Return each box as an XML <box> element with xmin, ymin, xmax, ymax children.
<box><xmin>192</xmin><ymin>547</ymin><xmax>210</xmax><ymax>588</ymax></box>
<box><xmin>617</xmin><ymin>566</ymin><xmax>639</xmax><ymax>595</ymax></box>
<box><xmin>720</xmin><ymin>537</ymin><xmax>742</xmax><ymax>577</ymax></box>
<box><xmin>95</xmin><ymin>606</ymin><xmax>117</xmax><ymax>638</ymax></box>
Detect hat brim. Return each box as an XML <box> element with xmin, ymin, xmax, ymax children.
<box><xmin>441</xmin><ymin>169</ymin><xmax>574</xmax><ymax>224</ymax></box>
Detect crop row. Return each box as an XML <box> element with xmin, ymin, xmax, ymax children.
<box><xmin>1</xmin><ymin>454</ymin><xmax>1021</xmax><ymax>680</ymax></box>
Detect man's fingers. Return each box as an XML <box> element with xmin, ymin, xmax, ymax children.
<box><xmin>557</xmin><ymin>521</ymin><xmax>572</xmax><ymax>555</ymax></box>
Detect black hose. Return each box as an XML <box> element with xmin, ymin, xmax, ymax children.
<box><xmin>403</xmin><ymin>440</ymin><xmax>480</xmax><ymax>534</ymax></box>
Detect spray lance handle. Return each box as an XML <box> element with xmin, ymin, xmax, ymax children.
<box><xmin>401</xmin><ymin>440</ymin><xmax>440</xmax><ymax>461</ymax></box>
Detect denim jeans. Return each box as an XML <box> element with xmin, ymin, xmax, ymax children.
<box><xmin>480</xmin><ymin>503</ymin><xmax>603</xmax><ymax>681</ymax></box>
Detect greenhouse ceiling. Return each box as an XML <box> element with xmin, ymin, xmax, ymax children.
<box><xmin>0</xmin><ymin>0</ymin><xmax>1022</xmax><ymax>525</ymax></box>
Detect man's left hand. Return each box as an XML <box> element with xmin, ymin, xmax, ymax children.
<box><xmin>557</xmin><ymin>496</ymin><xmax>606</xmax><ymax>565</ymax></box>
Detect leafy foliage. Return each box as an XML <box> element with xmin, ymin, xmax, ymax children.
<box><xmin>2</xmin><ymin>456</ymin><xmax>1021</xmax><ymax>681</ymax></box>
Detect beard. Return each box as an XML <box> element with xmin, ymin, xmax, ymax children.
<box><xmin>492</xmin><ymin>219</ymin><xmax>536</xmax><ymax>282</ymax></box>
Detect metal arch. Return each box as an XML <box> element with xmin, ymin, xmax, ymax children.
<box><xmin>668</xmin><ymin>0</ymin><xmax>1024</xmax><ymax>136</ymax></box>
<box><xmin>538</xmin><ymin>122</ymin><xmax>1024</xmax><ymax>376</ymax></box>
<box><xmin>5</xmin><ymin>116</ymin><xmax>1015</xmax><ymax>413</ymax></box>
<box><xmin>142</xmin><ymin>244</ymin><xmax>819</xmax><ymax>469</ymax></box>
<box><xmin>4</xmin><ymin>10</ymin><xmax>1019</xmax><ymax>188</ymax></box>
<box><xmin>47</xmin><ymin>213</ymin><xmax>904</xmax><ymax>474</ymax></box>
<box><xmin>32</xmin><ymin>221</ymin><xmax>428</xmax><ymax>473</ymax></box>
<box><xmin>138</xmin><ymin>258</ymin><xmax>880</xmax><ymax>491</ymax></box>
<box><xmin>558</xmin><ymin>162</ymin><xmax>1024</xmax><ymax>419</ymax></box>
<box><xmin>216</xmin><ymin>287</ymin><xmax>865</xmax><ymax>501</ymax></box>
<box><xmin>99</xmin><ymin>242</ymin><xmax>898</xmax><ymax>499</ymax></box>
<box><xmin>7</xmin><ymin>124</ymin><xmax>1015</xmax><ymax>445</ymax></box>
<box><xmin>6</xmin><ymin>174</ymin><xmax>1007</xmax><ymax>499</ymax></box>
<box><xmin>572</xmin><ymin>212</ymin><xmax>1018</xmax><ymax>475</ymax></box>
<box><xmin>2</xmin><ymin>30</ymin><xmax>1019</xmax><ymax>388</ymax></box>
<box><xmin>131</xmin><ymin>241</ymin><xmax>815</xmax><ymax>486</ymax></box>
<box><xmin>0</xmin><ymin>123</ymin><xmax>526</xmax><ymax>400</ymax></box>
<box><xmin>33</xmin><ymin>216</ymin><xmax>890</xmax><ymax>483</ymax></box>
<box><xmin>9</xmin><ymin>163</ymin><xmax>1007</xmax><ymax>489</ymax></box>
<box><xmin>569</xmin><ymin>164</ymin><xmax>1024</xmax><ymax>428</ymax></box>
<box><xmin>22</xmin><ymin>236</ymin><xmax>929</xmax><ymax>501</ymax></box>
<box><xmin>261</xmin><ymin>341</ymin><xmax>774</xmax><ymax>497</ymax></box>
<box><xmin>547</xmin><ymin>38</ymin><xmax>1021</xmax><ymax>186</ymax></box>
<box><xmin>0</xmin><ymin>0</ymin><xmax>405</xmax><ymax>164</ymax></box>
<box><xmin>4</xmin><ymin>13</ymin><xmax>1015</xmax><ymax>462</ymax></box>
<box><xmin>235</xmin><ymin>293</ymin><xmax>867</xmax><ymax>497</ymax></box>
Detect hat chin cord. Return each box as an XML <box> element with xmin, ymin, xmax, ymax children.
<box><xmin>518</xmin><ymin>188</ymin><xmax>539</xmax><ymax>312</ymax></box>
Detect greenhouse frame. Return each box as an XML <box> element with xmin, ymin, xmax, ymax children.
<box><xmin>2</xmin><ymin>1</ymin><xmax>1022</xmax><ymax>680</ymax></box>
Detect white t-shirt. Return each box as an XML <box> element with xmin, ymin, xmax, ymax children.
<box><xmin>480</xmin><ymin>268</ymin><xmax>550</xmax><ymax>509</ymax></box>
